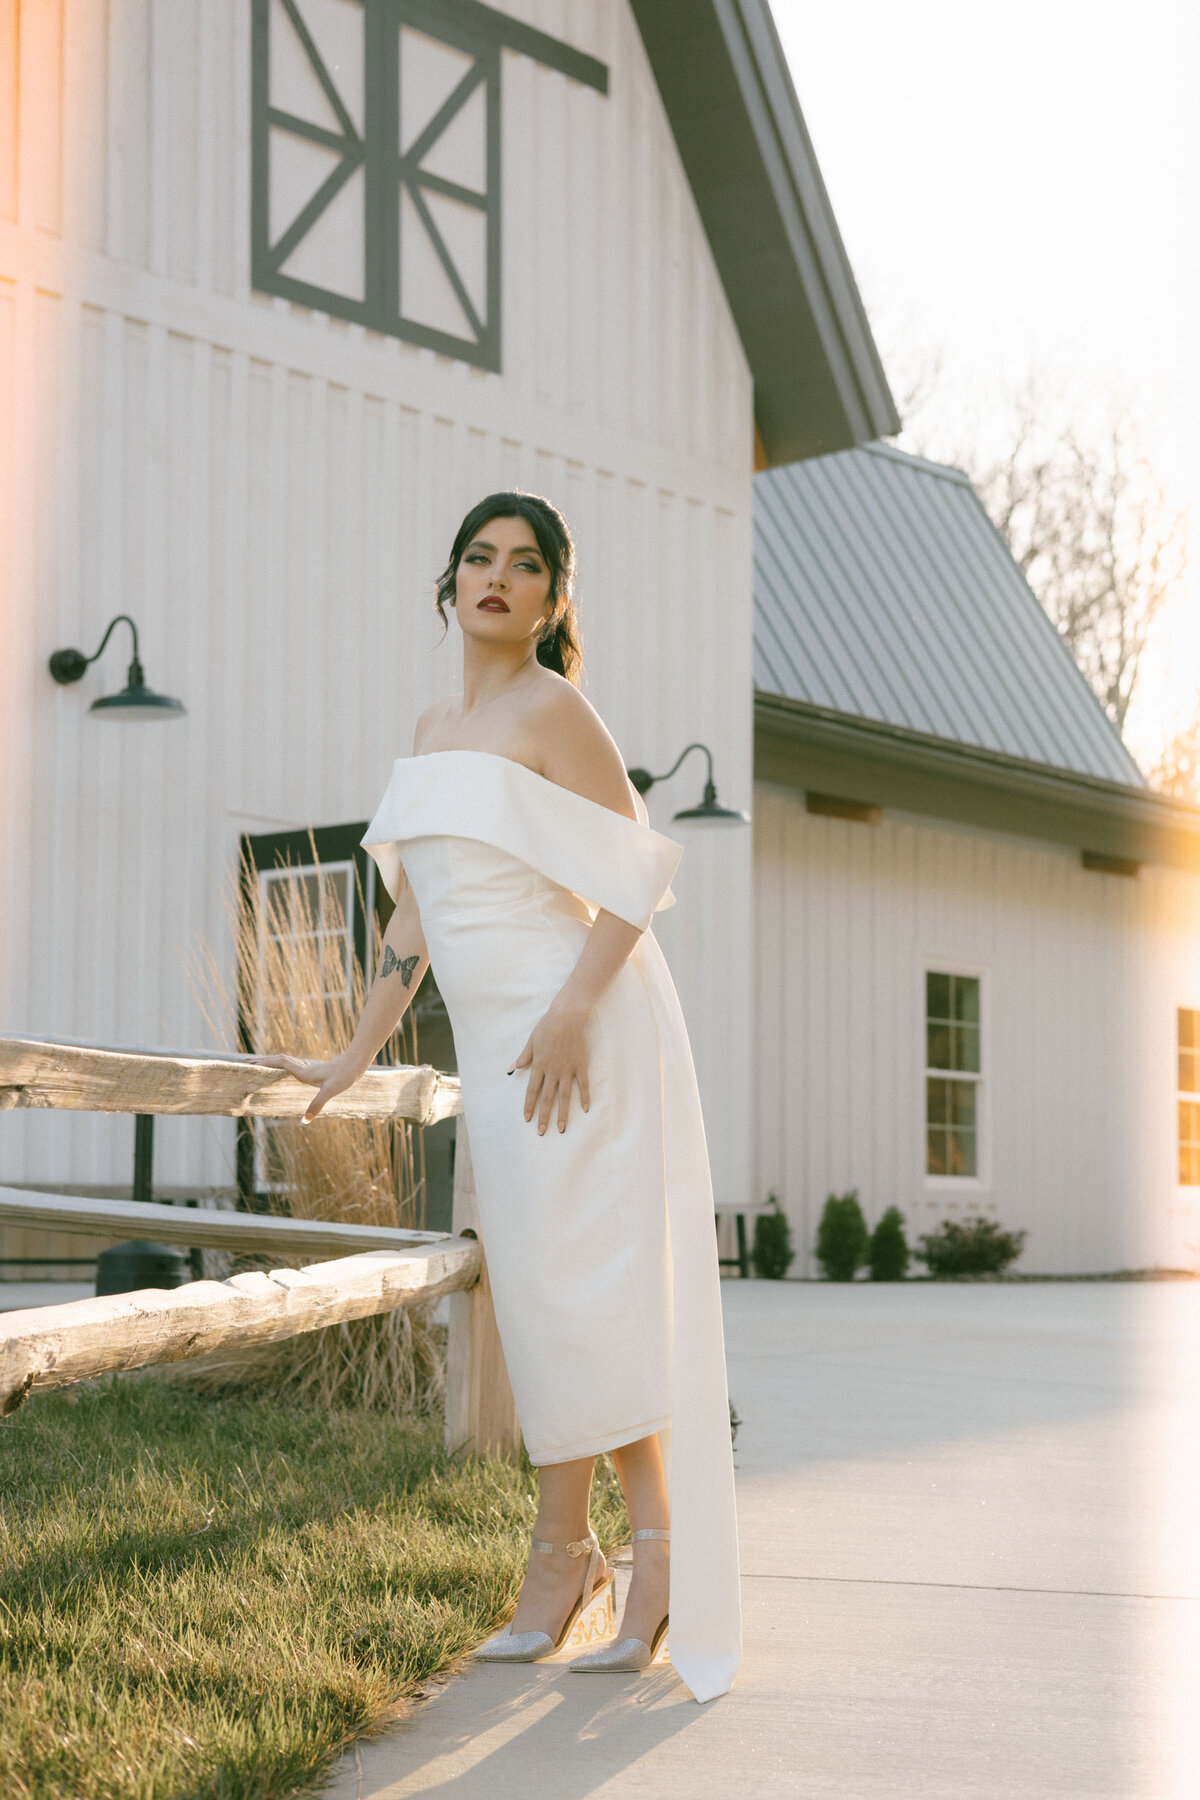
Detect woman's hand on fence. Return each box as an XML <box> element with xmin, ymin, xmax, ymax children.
<box><xmin>507</xmin><ymin>1001</ymin><xmax>591</xmax><ymax>1135</ymax></box>
<box><xmin>250</xmin><ymin>1052</ymin><xmax>365</xmax><ymax>1123</ymax></box>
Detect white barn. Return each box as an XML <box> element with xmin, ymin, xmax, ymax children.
<box><xmin>751</xmin><ymin>443</ymin><xmax>1200</xmax><ymax>1275</ymax></box>
<box><xmin>5</xmin><ymin>2</ymin><xmax>1193</xmax><ymax>1284</ymax></box>
<box><xmin>0</xmin><ymin>2</ymin><xmax>895</xmax><ymax>1257</ymax></box>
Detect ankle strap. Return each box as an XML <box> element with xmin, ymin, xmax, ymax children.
<box><xmin>632</xmin><ymin>1527</ymin><xmax>670</xmax><ymax>1542</ymax></box>
<box><xmin>531</xmin><ymin>1530</ymin><xmax>597</xmax><ymax>1558</ymax></box>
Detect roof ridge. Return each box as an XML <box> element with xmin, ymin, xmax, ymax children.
<box><xmin>859</xmin><ymin>439</ymin><xmax>975</xmax><ymax>487</ymax></box>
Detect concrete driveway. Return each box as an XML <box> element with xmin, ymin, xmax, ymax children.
<box><xmin>324</xmin><ymin>1280</ymin><xmax>1200</xmax><ymax>1799</ymax></box>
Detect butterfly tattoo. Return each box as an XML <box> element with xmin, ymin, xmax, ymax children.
<box><xmin>380</xmin><ymin>946</ymin><xmax>419</xmax><ymax>986</ymax></box>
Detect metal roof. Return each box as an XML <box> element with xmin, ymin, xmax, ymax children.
<box><xmin>753</xmin><ymin>441</ymin><xmax>1146</xmax><ymax>787</ymax></box>
<box><xmin>630</xmin><ymin>0</ymin><xmax>899</xmax><ymax>465</ymax></box>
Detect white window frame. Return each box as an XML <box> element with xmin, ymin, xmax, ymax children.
<box><xmin>254</xmin><ymin>858</ymin><xmax>357</xmax><ymax>1193</ymax></box>
<box><xmin>1177</xmin><ymin>1004</ymin><xmax>1200</xmax><ymax>1190</ymax></box>
<box><xmin>921</xmin><ymin>961</ymin><xmax>990</xmax><ymax>1192</ymax></box>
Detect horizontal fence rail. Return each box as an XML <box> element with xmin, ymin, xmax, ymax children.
<box><xmin>0</xmin><ymin>1035</ymin><xmax>521</xmax><ymax>1451</ymax></box>
<box><xmin>0</xmin><ymin>1243</ymin><xmax>482</xmax><ymax>1417</ymax></box>
<box><xmin>0</xmin><ymin>1036</ymin><xmax>463</xmax><ymax>1123</ymax></box>
<box><xmin>0</xmin><ymin>1188</ymin><xmax>456</xmax><ymax>1257</ymax></box>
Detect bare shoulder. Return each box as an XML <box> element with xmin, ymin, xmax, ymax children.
<box><xmin>530</xmin><ymin>681</ymin><xmax>638</xmax><ymax>822</ymax></box>
<box><xmin>412</xmin><ymin>696</ymin><xmax>455</xmax><ymax>754</ymax></box>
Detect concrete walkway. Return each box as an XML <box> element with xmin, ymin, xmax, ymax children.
<box><xmin>324</xmin><ymin>1281</ymin><xmax>1200</xmax><ymax>1799</ymax></box>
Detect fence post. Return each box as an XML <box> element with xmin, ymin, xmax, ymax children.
<box><xmin>444</xmin><ymin>1118</ymin><xmax>521</xmax><ymax>1458</ymax></box>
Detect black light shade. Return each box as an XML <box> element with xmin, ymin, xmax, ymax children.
<box><xmin>627</xmin><ymin>742</ymin><xmax>750</xmax><ymax>825</ymax></box>
<box><xmin>670</xmin><ymin>781</ymin><xmax>749</xmax><ymax>825</ymax></box>
<box><xmin>49</xmin><ymin>616</ymin><xmax>185</xmax><ymax>720</ymax></box>
<box><xmin>89</xmin><ymin>659</ymin><xmax>186</xmax><ymax>721</ymax></box>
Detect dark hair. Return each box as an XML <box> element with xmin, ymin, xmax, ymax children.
<box><xmin>434</xmin><ymin>491</ymin><xmax>584</xmax><ymax>686</ymax></box>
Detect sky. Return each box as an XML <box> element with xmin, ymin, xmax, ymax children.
<box><xmin>772</xmin><ymin>0</ymin><xmax>1199</xmax><ymax>772</ymax></box>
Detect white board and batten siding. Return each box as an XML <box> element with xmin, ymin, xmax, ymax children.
<box><xmin>754</xmin><ymin>786</ymin><xmax>1200</xmax><ymax>1276</ymax></box>
<box><xmin>0</xmin><ymin>1</ymin><xmax>756</xmax><ymax>1206</ymax></box>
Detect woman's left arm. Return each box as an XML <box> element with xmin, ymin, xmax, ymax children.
<box><xmin>508</xmin><ymin>909</ymin><xmax>643</xmax><ymax>1135</ymax></box>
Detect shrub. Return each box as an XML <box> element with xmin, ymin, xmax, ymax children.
<box><xmin>815</xmin><ymin>1190</ymin><xmax>869</xmax><ymax>1281</ymax></box>
<box><xmin>915</xmin><ymin>1214</ymin><xmax>1028</xmax><ymax>1277</ymax></box>
<box><xmin>751</xmin><ymin>1192</ymin><xmax>795</xmax><ymax>1280</ymax></box>
<box><xmin>868</xmin><ymin>1206</ymin><xmax>910</xmax><ymax>1280</ymax></box>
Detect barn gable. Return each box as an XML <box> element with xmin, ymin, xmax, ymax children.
<box><xmin>752</xmin><ymin>443</ymin><xmax>1200</xmax><ymax>874</ymax></box>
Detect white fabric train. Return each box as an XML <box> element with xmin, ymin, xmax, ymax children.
<box><xmin>362</xmin><ymin>749</ymin><xmax>741</xmax><ymax>1703</ymax></box>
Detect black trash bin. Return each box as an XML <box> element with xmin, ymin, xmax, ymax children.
<box><xmin>95</xmin><ymin>1240</ymin><xmax>191</xmax><ymax>1296</ymax></box>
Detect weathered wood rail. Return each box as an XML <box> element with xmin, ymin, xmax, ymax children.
<box><xmin>0</xmin><ymin>1036</ymin><xmax>520</xmax><ymax>1452</ymax></box>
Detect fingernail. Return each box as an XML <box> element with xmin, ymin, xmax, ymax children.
<box><xmin>507</xmin><ymin>1068</ymin><xmax>514</xmax><ymax>1076</ymax></box>
<box><xmin>558</xmin><ymin>1122</ymin><xmax>565</xmax><ymax>1132</ymax></box>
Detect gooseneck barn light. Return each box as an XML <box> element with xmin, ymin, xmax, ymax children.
<box><xmin>49</xmin><ymin>614</ymin><xmax>185</xmax><ymax>720</ymax></box>
<box><xmin>626</xmin><ymin>741</ymin><xmax>750</xmax><ymax>825</ymax></box>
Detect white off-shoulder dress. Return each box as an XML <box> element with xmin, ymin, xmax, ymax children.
<box><xmin>361</xmin><ymin>749</ymin><xmax>741</xmax><ymax>1703</ymax></box>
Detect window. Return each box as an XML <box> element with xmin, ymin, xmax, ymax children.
<box><xmin>1179</xmin><ymin>1008</ymin><xmax>1200</xmax><ymax>1187</ymax></box>
<box><xmin>237</xmin><ymin>822</ymin><xmax>380</xmax><ymax>1198</ymax></box>
<box><xmin>925</xmin><ymin>971</ymin><xmax>981</xmax><ymax>1178</ymax></box>
<box><xmin>235</xmin><ymin>820</ymin><xmax>458</xmax><ymax>1227</ymax></box>
<box><xmin>249</xmin><ymin>0</ymin><xmax>607</xmax><ymax>371</ymax></box>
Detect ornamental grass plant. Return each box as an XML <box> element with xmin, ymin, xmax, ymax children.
<box><xmin>187</xmin><ymin>844</ymin><xmax>442</xmax><ymax>1414</ymax></box>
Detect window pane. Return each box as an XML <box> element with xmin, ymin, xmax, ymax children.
<box><xmin>927</xmin><ymin>1077</ymin><xmax>950</xmax><ymax>1125</ymax></box>
<box><xmin>1180</xmin><ymin>1100</ymin><xmax>1200</xmax><ymax>1190</ymax></box>
<box><xmin>927</xmin><ymin>972</ymin><xmax>950</xmax><ymax>1021</ymax></box>
<box><xmin>321</xmin><ymin>869</ymin><xmax>351</xmax><ymax>927</ymax></box>
<box><xmin>952</xmin><ymin>976</ymin><xmax>981</xmax><ymax>1024</ymax></box>
<box><xmin>927</xmin><ymin>1128</ymin><xmax>948</xmax><ymax>1176</ymax></box>
<box><xmin>263</xmin><ymin>1121</ymin><xmax>288</xmax><ymax>1187</ymax></box>
<box><xmin>955</xmin><ymin>1023</ymin><xmax>981</xmax><ymax>1073</ymax></box>
<box><xmin>318</xmin><ymin>931</ymin><xmax>350</xmax><ymax>994</ymax></box>
<box><xmin>927</xmin><ymin>1023</ymin><xmax>952</xmax><ymax>1069</ymax></box>
<box><xmin>949</xmin><ymin>1080</ymin><xmax>976</xmax><ymax>1128</ymax></box>
<box><xmin>1180</xmin><ymin>1051</ymin><xmax>1198</xmax><ymax>1096</ymax></box>
<box><xmin>1180</xmin><ymin>1008</ymin><xmax>1198</xmax><ymax>1051</ymax></box>
<box><xmin>948</xmin><ymin>1127</ymin><xmax>977</xmax><ymax>1177</ymax></box>
<box><xmin>265</xmin><ymin>873</ymin><xmax>296</xmax><ymax>937</ymax></box>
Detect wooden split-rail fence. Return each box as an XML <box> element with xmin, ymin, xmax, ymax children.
<box><xmin>0</xmin><ymin>1035</ymin><xmax>521</xmax><ymax>1453</ymax></box>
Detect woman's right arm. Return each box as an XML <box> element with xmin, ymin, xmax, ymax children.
<box><xmin>254</xmin><ymin>702</ymin><xmax>447</xmax><ymax>1119</ymax></box>
<box><xmin>251</xmin><ymin>875</ymin><xmax>431</xmax><ymax>1122</ymax></box>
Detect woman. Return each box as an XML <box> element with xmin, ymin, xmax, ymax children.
<box><xmin>255</xmin><ymin>492</ymin><xmax>740</xmax><ymax>1704</ymax></box>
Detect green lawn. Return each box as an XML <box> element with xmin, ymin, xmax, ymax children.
<box><xmin>0</xmin><ymin>1377</ymin><xmax>629</xmax><ymax>1800</ymax></box>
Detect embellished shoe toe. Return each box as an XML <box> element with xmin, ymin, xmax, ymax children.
<box><xmin>474</xmin><ymin>1625</ymin><xmax>556</xmax><ymax>1662</ymax></box>
<box><xmin>472</xmin><ymin>1529</ymin><xmax>613</xmax><ymax>1666</ymax></box>
<box><xmin>570</xmin><ymin>1525</ymin><xmax>670</xmax><ymax>1674</ymax></box>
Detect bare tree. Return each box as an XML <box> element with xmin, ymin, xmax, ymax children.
<box><xmin>1148</xmin><ymin>714</ymin><xmax>1200</xmax><ymax>805</ymax></box>
<box><xmin>879</xmin><ymin>338</ymin><xmax>1189</xmax><ymax>736</ymax></box>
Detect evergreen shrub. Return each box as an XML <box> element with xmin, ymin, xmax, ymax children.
<box><xmin>868</xmin><ymin>1206</ymin><xmax>910</xmax><ymax>1280</ymax></box>
<box><xmin>750</xmin><ymin>1192</ymin><xmax>795</xmax><ymax>1280</ymax></box>
<box><xmin>916</xmin><ymin>1215</ymin><xmax>1027</xmax><ymax>1276</ymax></box>
<box><xmin>815</xmin><ymin>1190</ymin><xmax>869</xmax><ymax>1281</ymax></box>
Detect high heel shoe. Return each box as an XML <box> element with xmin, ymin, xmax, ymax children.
<box><xmin>568</xmin><ymin>1527</ymin><xmax>669</xmax><ymax>1672</ymax></box>
<box><xmin>473</xmin><ymin>1530</ymin><xmax>614</xmax><ymax>1663</ymax></box>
